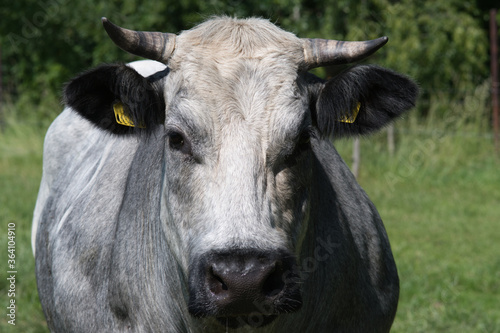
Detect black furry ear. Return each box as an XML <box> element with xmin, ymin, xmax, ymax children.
<box><xmin>64</xmin><ymin>64</ymin><xmax>165</xmax><ymax>135</ymax></box>
<box><xmin>316</xmin><ymin>65</ymin><xmax>418</xmax><ymax>138</ymax></box>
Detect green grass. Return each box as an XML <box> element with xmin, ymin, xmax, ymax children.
<box><xmin>335</xmin><ymin>125</ymin><xmax>500</xmax><ymax>332</ymax></box>
<box><xmin>0</xmin><ymin>120</ymin><xmax>48</xmax><ymax>332</ymax></box>
<box><xmin>1</xmin><ymin>112</ymin><xmax>499</xmax><ymax>332</ymax></box>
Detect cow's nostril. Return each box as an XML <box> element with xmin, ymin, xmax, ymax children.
<box><xmin>208</xmin><ymin>267</ymin><xmax>228</xmax><ymax>294</ymax></box>
<box><xmin>214</xmin><ymin>274</ymin><xmax>228</xmax><ymax>291</ymax></box>
<box><xmin>262</xmin><ymin>262</ymin><xmax>285</xmax><ymax>297</ymax></box>
<box><xmin>219</xmin><ymin>278</ymin><xmax>228</xmax><ymax>291</ymax></box>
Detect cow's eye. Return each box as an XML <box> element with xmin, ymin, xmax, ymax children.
<box><xmin>166</xmin><ymin>128</ymin><xmax>195</xmax><ymax>158</ymax></box>
<box><xmin>283</xmin><ymin>130</ymin><xmax>311</xmax><ymax>167</ymax></box>
<box><xmin>296</xmin><ymin>131</ymin><xmax>311</xmax><ymax>153</ymax></box>
<box><xmin>168</xmin><ymin>132</ymin><xmax>185</xmax><ymax>151</ymax></box>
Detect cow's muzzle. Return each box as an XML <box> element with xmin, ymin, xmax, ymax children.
<box><xmin>188</xmin><ymin>249</ymin><xmax>302</xmax><ymax>328</ymax></box>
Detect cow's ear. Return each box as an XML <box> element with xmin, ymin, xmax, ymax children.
<box><xmin>315</xmin><ymin>65</ymin><xmax>418</xmax><ymax>138</ymax></box>
<box><xmin>63</xmin><ymin>64</ymin><xmax>165</xmax><ymax>135</ymax></box>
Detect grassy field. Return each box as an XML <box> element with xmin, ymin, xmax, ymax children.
<box><xmin>1</xmin><ymin>113</ymin><xmax>499</xmax><ymax>332</ymax></box>
<box><xmin>336</xmin><ymin>126</ymin><xmax>500</xmax><ymax>332</ymax></box>
<box><xmin>0</xmin><ymin>120</ymin><xmax>48</xmax><ymax>332</ymax></box>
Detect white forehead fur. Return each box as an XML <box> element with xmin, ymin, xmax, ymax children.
<box><xmin>166</xmin><ymin>17</ymin><xmax>308</xmax><ymax>153</ymax></box>
<box><xmin>170</xmin><ymin>17</ymin><xmax>304</xmax><ymax>70</ymax></box>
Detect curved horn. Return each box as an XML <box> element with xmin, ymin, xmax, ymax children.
<box><xmin>102</xmin><ymin>17</ymin><xmax>176</xmax><ymax>63</ymax></box>
<box><xmin>302</xmin><ymin>36</ymin><xmax>388</xmax><ymax>69</ymax></box>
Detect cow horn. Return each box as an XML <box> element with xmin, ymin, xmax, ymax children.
<box><xmin>102</xmin><ymin>17</ymin><xmax>176</xmax><ymax>63</ymax></box>
<box><xmin>302</xmin><ymin>37</ymin><xmax>388</xmax><ymax>69</ymax></box>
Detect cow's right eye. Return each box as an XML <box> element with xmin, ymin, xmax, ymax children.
<box><xmin>296</xmin><ymin>131</ymin><xmax>311</xmax><ymax>153</ymax></box>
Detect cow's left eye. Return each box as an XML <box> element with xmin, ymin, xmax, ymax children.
<box><xmin>283</xmin><ymin>130</ymin><xmax>311</xmax><ymax>167</ymax></box>
<box><xmin>166</xmin><ymin>128</ymin><xmax>195</xmax><ymax>158</ymax></box>
<box><xmin>168</xmin><ymin>132</ymin><xmax>186</xmax><ymax>151</ymax></box>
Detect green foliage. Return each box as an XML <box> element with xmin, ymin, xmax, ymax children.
<box><xmin>0</xmin><ymin>0</ymin><xmax>207</xmax><ymax>123</ymax></box>
<box><xmin>0</xmin><ymin>0</ymin><xmax>494</xmax><ymax>123</ymax></box>
<box><xmin>378</xmin><ymin>0</ymin><xmax>489</xmax><ymax>114</ymax></box>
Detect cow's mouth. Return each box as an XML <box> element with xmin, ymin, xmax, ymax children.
<box><xmin>216</xmin><ymin>314</ymin><xmax>278</xmax><ymax>328</ymax></box>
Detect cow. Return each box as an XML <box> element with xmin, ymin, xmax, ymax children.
<box><xmin>33</xmin><ymin>16</ymin><xmax>418</xmax><ymax>332</ymax></box>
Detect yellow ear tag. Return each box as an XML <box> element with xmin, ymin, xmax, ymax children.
<box><xmin>338</xmin><ymin>102</ymin><xmax>361</xmax><ymax>123</ymax></box>
<box><xmin>113</xmin><ymin>102</ymin><xmax>145</xmax><ymax>128</ymax></box>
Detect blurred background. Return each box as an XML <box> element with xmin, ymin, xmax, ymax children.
<box><xmin>1</xmin><ymin>0</ymin><xmax>499</xmax><ymax>332</ymax></box>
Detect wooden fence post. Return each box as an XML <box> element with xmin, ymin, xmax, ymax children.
<box><xmin>387</xmin><ymin>123</ymin><xmax>395</xmax><ymax>156</ymax></box>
